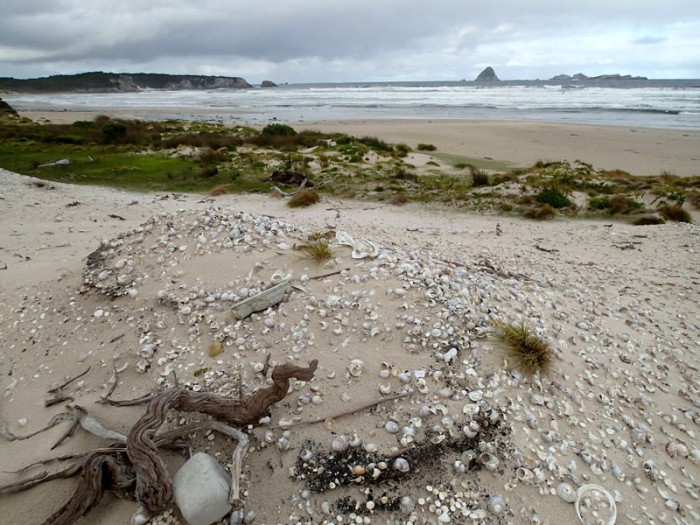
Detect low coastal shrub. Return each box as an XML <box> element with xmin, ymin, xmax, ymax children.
<box><xmin>417</xmin><ymin>143</ymin><xmax>436</xmax><ymax>151</ymax></box>
<box><xmin>607</xmin><ymin>195</ymin><xmax>643</xmax><ymax>215</ymax></box>
<box><xmin>288</xmin><ymin>188</ymin><xmax>321</xmax><ymax>208</ymax></box>
<box><xmin>535</xmin><ymin>187</ymin><xmax>571</xmax><ymax>209</ymax></box>
<box><xmin>357</xmin><ymin>136</ymin><xmax>392</xmax><ymax>152</ymax></box>
<box><xmin>262</xmin><ymin>123</ymin><xmax>297</xmax><ymax>136</ymax></box>
<box><xmin>394</xmin><ymin>143</ymin><xmax>411</xmax><ymax>157</ymax></box>
<box><xmin>493</xmin><ymin>320</ymin><xmax>553</xmax><ymax>376</ymax></box>
<box><xmin>657</xmin><ymin>204</ymin><xmax>692</xmax><ymax>223</ymax></box>
<box><xmin>389</xmin><ymin>193</ymin><xmax>409</xmax><ymax>206</ymax></box>
<box><xmin>632</xmin><ymin>216</ymin><xmax>665</xmax><ymax>225</ymax></box>
<box><xmin>688</xmin><ymin>191</ymin><xmax>700</xmax><ymax>210</ymax></box>
<box><xmin>523</xmin><ymin>204</ymin><xmax>557</xmax><ymax>220</ymax></box>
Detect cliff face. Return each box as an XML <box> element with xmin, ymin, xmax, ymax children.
<box><xmin>0</xmin><ymin>72</ymin><xmax>252</xmax><ymax>93</ymax></box>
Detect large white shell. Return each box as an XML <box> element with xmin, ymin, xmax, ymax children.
<box><xmin>347</xmin><ymin>359</ymin><xmax>364</xmax><ymax>377</ymax></box>
<box><xmin>556</xmin><ymin>482</ymin><xmax>576</xmax><ymax>503</ymax></box>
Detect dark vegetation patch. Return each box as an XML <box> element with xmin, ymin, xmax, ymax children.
<box><xmin>0</xmin><ymin>118</ymin><xmax>697</xmax><ymax>225</ymax></box>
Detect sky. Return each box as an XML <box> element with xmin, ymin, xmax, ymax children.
<box><xmin>1</xmin><ymin>1</ymin><xmax>699</xmax><ymax>83</ymax></box>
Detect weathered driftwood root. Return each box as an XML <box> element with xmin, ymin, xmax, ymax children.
<box><xmin>19</xmin><ymin>359</ymin><xmax>318</xmax><ymax>525</ymax></box>
<box><xmin>129</xmin><ymin>359</ymin><xmax>318</xmax><ymax>512</ymax></box>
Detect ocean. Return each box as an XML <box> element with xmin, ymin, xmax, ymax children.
<box><xmin>5</xmin><ymin>79</ymin><xmax>700</xmax><ymax>130</ymax></box>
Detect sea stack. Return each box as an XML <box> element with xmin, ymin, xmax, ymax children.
<box><xmin>475</xmin><ymin>67</ymin><xmax>500</xmax><ymax>82</ymax></box>
<box><xmin>261</xmin><ymin>80</ymin><xmax>278</xmax><ymax>88</ymax></box>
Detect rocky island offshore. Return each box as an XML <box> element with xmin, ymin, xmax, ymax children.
<box><xmin>0</xmin><ymin>72</ymin><xmax>251</xmax><ymax>93</ymax></box>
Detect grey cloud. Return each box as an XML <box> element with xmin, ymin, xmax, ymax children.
<box><xmin>1</xmin><ymin>0</ymin><xmax>699</xmax><ymax>80</ymax></box>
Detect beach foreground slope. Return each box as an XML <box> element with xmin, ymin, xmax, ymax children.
<box><xmin>0</xmin><ymin>168</ymin><xmax>698</xmax><ymax>525</ymax></box>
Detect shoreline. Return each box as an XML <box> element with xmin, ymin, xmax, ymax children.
<box><xmin>16</xmin><ymin>109</ymin><xmax>700</xmax><ymax>176</ymax></box>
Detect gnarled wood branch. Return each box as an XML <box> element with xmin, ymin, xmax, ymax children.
<box><xmin>28</xmin><ymin>359</ymin><xmax>318</xmax><ymax>525</ymax></box>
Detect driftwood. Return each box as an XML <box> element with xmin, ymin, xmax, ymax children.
<box><xmin>2</xmin><ymin>359</ymin><xmax>318</xmax><ymax>525</ymax></box>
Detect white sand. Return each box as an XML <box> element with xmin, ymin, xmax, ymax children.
<box><xmin>1</xmin><ymin>166</ymin><xmax>699</xmax><ymax>525</ymax></box>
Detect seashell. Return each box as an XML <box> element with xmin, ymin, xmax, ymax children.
<box><xmin>399</xmin><ymin>496</ymin><xmax>415</xmax><ymax>514</ymax></box>
<box><xmin>556</xmin><ymin>482</ymin><xmax>576</xmax><ymax>503</ymax></box>
<box><xmin>642</xmin><ymin>459</ymin><xmax>659</xmax><ymax>482</ymax></box>
<box><xmin>453</xmin><ymin>460</ymin><xmax>466</xmax><ymax>473</ymax></box>
<box><xmin>276</xmin><ymin>436</ymin><xmax>290</xmax><ymax>451</ymax></box>
<box><xmin>468</xmin><ymin>390</ymin><xmax>483</xmax><ymax>402</ymax></box>
<box><xmin>347</xmin><ymin>359</ymin><xmax>364</xmax><ymax>377</ymax></box>
<box><xmin>208</xmin><ymin>342</ymin><xmax>223</xmax><ymax>357</ymax></box>
<box><xmin>398</xmin><ymin>371</ymin><xmax>412</xmax><ymax>384</ymax></box>
<box><xmin>478</xmin><ymin>452</ymin><xmax>499</xmax><ymax>472</ymax></box>
<box><xmin>131</xmin><ymin>506</ymin><xmax>152</xmax><ymax>525</ymax></box>
<box><xmin>487</xmin><ymin>495</ymin><xmax>506</xmax><ymax>515</ymax></box>
<box><xmin>379</xmin><ymin>383</ymin><xmax>392</xmax><ymax>395</ymax></box>
<box><xmin>665</xmin><ymin>441</ymin><xmax>689</xmax><ymax>458</ymax></box>
<box><xmin>689</xmin><ymin>449</ymin><xmax>700</xmax><ymax>464</ymax></box>
<box><xmin>332</xmin><ymin>434</ymin><xmax>350</xmax><ymax>452</ymax></box>
<box><xmin>351</xmin><ymin>465</ymin><xmax>366</xmax><ymax>476</ymax></box>
<box><xmin>300</xmin><ymin>449</ymin><xmax>314</xmax><ymax>462</ymax></box>
<box><xmin>463</xmin><ymin>403</ymin><xmax>480</xmax><ymax>416</ymax></box>
<box><xmin>575</xmin><ymin>484</ymin><xmax>617</xmax><ymax>525</ymax></box>
<box><xmin>515</xmin><ymin>467</ymin><xmax>534</xmax><ymax>483</ymax></box>
<box><xmin>229</xmin><ymin>510</ymin><xmax>245</xmax><ymax>525</ymax></box>
<box><xmin>384</xmin><ymin>420</ymin><xmax>400</xmax><ymax>434</ymax></box>
<box><xmin>364</xmin><ymin>443</ymin><xmax>378</xmax><ymax>453</ymax></box>
<box><xmin>462</xmin><ymin>425</ymin><xmax>478</xmax><ymax>439</ymax></box>
<box><xmin>393</xmin><ymin>457</ymin><xmax>410</xmax><ymax>473</ymax></box>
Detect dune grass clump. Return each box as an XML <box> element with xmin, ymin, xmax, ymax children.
<box><xmin>632</xmin><ymin>215</ymin><xmax>665</xmax><ymax>226</ymax></box>
<box><xmin>523</xmin><ymin>204</ymin><xmax>557</xmax><ymax>220</ymax></box>
<box><xmin>288</xmin><ymin>188</ymin><xmax>321</xmax><ymax>208</ymax></box>
<box><xmin>417</xmin><ymin>143</ymin><xmax>436</xmax><ymax>151</ymax></box>
<box><xmin>470</xmin><ymin>167</ymin><xmax>490</xmax><ymax>187</ymax></box>
<box><xmin>389</xmin><ymin>193</ymin><xmax>409</xmax><ymax>206</ymax></box>
<box><xmin>657</xmin><ymin>204</ymin><xmax>692</xmax><ymax>223</ymax></box>
<box><xmin>494</xmin><ymin>320</ymin><xmax>553</xmax><ymax>376</ymax></box>
<box><xmin>299</xmin><ymin>239</ymin><xmax>334</xmax><ymax>262</ymax></box>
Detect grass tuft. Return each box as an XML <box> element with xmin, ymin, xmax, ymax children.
<box><xmin>632</xmin><ymin>215</ymin><xmax>665</xmax><ymax>226</ymax></box>
<box><xmin>288</xmin><ymin>188</ymin><xmax>321</xmax><ymax>208</ymax></box>
<box><xmin>493</xmin><ymin>320</ymin><xmax>553</xmax><ymax>376</ymax></box>
<box><xmin>657</xmin><ymin>204</ymin><xmax>692</xmax><ymax>223</ymax></box>
<box><xmin>523</xmin><ymin>204</ymin><xmax>557</xmax><ymax>220</ymax></box>
<box><xmin>389</xmin><ymin>193</ymin><xmax>409</xmax><ymax>206</ymax></box>
<box><xmin>299</xmin><ymin>239</ymin><xmax>333</xmax><ymax>262</ymax></box>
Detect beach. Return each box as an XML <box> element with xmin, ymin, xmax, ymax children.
<box><xmin>1</xmin><ymin>154</ymin><xmax>699</xmax><ymax>525</ymax></box>
<box><xmin>17</xmin><ymin>109</ymin><xmax>700</xmax><ymax>176</ymax></box>
<box><xmin>1</xmin><ymin>105</ymin><xmax>699</xmax><ymax>525</ymax></box>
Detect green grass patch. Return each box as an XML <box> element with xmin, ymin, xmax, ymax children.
<box><xmin>430</xmin><ymin>152</ymin><xmax>512</xmax><ymax>172</ymax></box>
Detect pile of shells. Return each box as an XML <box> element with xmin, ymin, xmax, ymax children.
<box><xmin>65</xmin><ymin>206</ymin><xmax>700</xmax><ymax>524</ymax></box>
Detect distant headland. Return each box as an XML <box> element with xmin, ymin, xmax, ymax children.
<box><xmin>0</xmin><ymin>72</ymin><xmax>251</xmax><ymax>93</ymax></box>
<box><xmin>550</xmin><ymin>72</ymin><xmax>648</xmax><ymax>81</ymax></box>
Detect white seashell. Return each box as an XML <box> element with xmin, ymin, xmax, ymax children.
<box><xmin>384</xmin><ymin>420</ymin><xmax>400</xmax><ymax>434</ymax></box>
<box><xmin>347</xmin><ymin>359</ymin><xmax>364</xmax><ymax>377</ymax></box>
<box><xmin>332</xmin><ymin>434</ymin><xmax>350</xmax><ymax>452</ymax></box>
<box><xmin>398</xmin><ymin>371</ymin><xmax>412</xmax><ymax>384</ymax></box>
<box><xmin>229</xmin><ymin>510</ymin><xmax>245</xmax><ymax>525</ymax></box>
<box><xmin>575</xmin><ymin>484</ymin><xmax>617</xmax><ymax>525</ymax></box>
<box><xmin>131</xmin><ymin>506</ymin><xmax>152</xmax><ymax>525</ymax></box>
<box><xmin>556</xmin><ymin>482</ymin><xmax>576</xmax><ymax>503</ymax></box>
<box><xmin>379</xmin><ymin>383</ymin><xmax>392</xmax><ymax>395</ymax></box>
<box><xmin>468</xmin><ymin>390</ymin><xmax>483</xmax><ymax>402</ymax></box>
<box><xmin>478</xmin><ymin>452</ymin><xmax>499</xmax><ymax>472</ymax></box>
<box><xmin>515</xmin><ymin>467</ymin><xmax>534</xmax><ymax>483</ymax></box>
<box><xmin>393</xmin><ymin>457</ymin><xmax>410</xmax><ymax>473</ymax></box>
<box><xmin>300</xmin><ymin>449</ymin><xmax>314</xmax><ymax>462</ymax></box>
<box><xmin>689</xmin><ymin>449</ymin><xmax>700</xmax><ymax>464</ymax></box>
<box><xmin>399</xmin><ymin>496</ymin><xmax>415</xmax><ymax>514</ymax></box>
<box><xmin>487</xmin><ymin>495</ymin><xmax>506</xmax><ymax>515</ymax></box>
<box><xmin>276</xmin><ymin>436</ymin><xmax>290</xmax><ymax>451</ymax></box>
<box><xmin>364</xmin><ymin>443</ymin><xmax>378</xmax><ymax>453</ymax></box>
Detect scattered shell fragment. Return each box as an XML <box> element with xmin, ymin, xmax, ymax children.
<box><xmin>208</xmin><ymin>341</ymin><xmax>223</xmax><ymax>357</ymax></box>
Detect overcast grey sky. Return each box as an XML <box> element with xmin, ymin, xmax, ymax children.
<box><xmin>1</xmin><ymin>1</ymin><xmax>698</xmax><ymax>82</ymax></box>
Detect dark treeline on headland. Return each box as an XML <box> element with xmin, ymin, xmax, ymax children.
<box><xmin>0</xmin><ymin>72</ymin><xmax>251</xmax><ymax>93</ymax></box>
